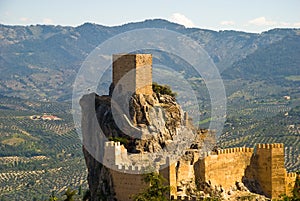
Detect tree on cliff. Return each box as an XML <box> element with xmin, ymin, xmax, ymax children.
<box><xmin>132</xmin><ymin>172</ymin><xmax>170</xmax><ymax>201</ymax></box>
<box><xmin>152</xmin><ymin>82</ymin><xmax>177</xmax><ymax>98</ymax></box>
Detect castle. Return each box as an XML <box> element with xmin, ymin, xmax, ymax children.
<box><xmin>82</xmin><ymin>54</ymin><xmax>298</xmax><ymax>201</ymax></box>
<box><xmin>104</xmin><ymin>141</ymin><xmax>297</xmax><ymax>200</ymax></box>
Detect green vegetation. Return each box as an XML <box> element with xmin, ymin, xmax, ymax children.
<box><xmin>132</xmin><ymin>172</ymin><xmax>170</xmax><ymax>201</ymax></box>
<box><xmin>198</xmin><ymin>118</ymin><xmax>212</xmax><ymax>126</ymax></box>
<box><xmin>108</xmin><ymin>136</ymin><xmax>129</xmax><ymax>147</ymax></box>
<box><xmin>152</xmin><ymin>82</ymin><xmax>177</xmax><ymax>98</ymax></box>
<box><xmin>47</xmin><ymin>187</ymin><xmax>89</xmax><ymax>201</ymax></box>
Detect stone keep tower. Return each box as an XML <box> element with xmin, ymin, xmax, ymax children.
<box><xmin>113</xmin><ymin>54</ymin><xmax>153</xmax><ymax>95</ymax></box>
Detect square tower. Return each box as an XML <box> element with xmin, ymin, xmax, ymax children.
<box><xmin>112</xmin><ymin>54</ymin><xmax>153</xmax><ymax>95</ymax></box>
<box><xmin>255</xmin><ymin>143</ymin><xmax>286</xmax><ymax>199</ymax></box>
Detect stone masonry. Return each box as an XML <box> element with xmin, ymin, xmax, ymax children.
<box><xmin>112</xmin><ymin>54</ymin><xmax>153</xmax><ymax>95</ymax></box>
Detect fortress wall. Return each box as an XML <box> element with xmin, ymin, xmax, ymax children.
<box><xmin>285</xmin><ymin>172</ymin><xmax>297</xmax><ymax>197</ymax></box>
<box><xmin>110</xmin><ymin>168</ymin><xmax>147</xmax><ymax>201</ymax></box>
<box><xmin>103</xmin><ymin>140</ymin><xmax>296</xmax><ymax>200</ymax></box>
<box><xmin>104</xmin><ymin>141</ymin><xmax>130</xmax><ymax>166</ymax></box>
<box><xmin>196</xmin><ymin>147</ymin><xmax>254</xmax><ymax>189</ymax></box>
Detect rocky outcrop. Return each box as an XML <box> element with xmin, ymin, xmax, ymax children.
<box><xmin>81</xmin><ymin>88</ymin><xmax>197</xmax><ymax>200</ymax></box>
<box><xmin>92</xmin><ymin>91</ymin><xmax>185</xmax><ymax>153</ymax></box>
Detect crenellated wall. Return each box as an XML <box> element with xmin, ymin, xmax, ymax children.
<box><xmin>195</xmin><ymin>147</ymin><xmax>254</xmax><ymax>190</ymax></box>
<box><xmin>102</xmin><ymin>141</ymin><xmax>297</xmax><ymax>200</ymax></box>
<box><xmin>103</xmin><ymin>141</ymin><xmax>129</xmax><ymax>166</ymax></box>
<box><xmin>170</xmin><ymin>195</ymin><xmax>197</xmax><ymax>200</ymax></box>
<box><xmin>195</xmin><ymin>143</ymin><xmax>297</xmax><ymax>199</ymax></box>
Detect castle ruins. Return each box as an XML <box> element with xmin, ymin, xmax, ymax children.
<box><xmin>104</xmin><ymin>141</ymin><xmax>297</xmax><ymax>200</ymax></box>
<box><xmin>83</xmin><ymin>54</ymin><xmax>298</xmax><ymax>201</ymax></box>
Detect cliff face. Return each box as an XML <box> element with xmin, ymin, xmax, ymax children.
<box><xmin>83</xmin><ymin>147</ymin><xmax>116</xmax><ymax>201</ymax></box>
<box><xmin>93</xmin><ymin>91</ymin><xmax>184</xmax><ymax>153</ymax></box>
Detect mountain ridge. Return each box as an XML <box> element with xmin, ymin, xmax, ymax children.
<box><xmin>0</xmin><ymin>19</ymin><xmax>299</xmax><ymax>101</ymax></box>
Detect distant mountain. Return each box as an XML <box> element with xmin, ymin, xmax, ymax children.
<box><xmin>223</xmin><ymin>34</ymin><xmax>300</xmax><ymax>83</ymax></box>
<box><xmin>0</xmin><ymin>19</ymin><xmax>299</xmax><ymax>101</ymax></box>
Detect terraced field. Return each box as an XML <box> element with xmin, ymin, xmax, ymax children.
<box><xmin>0</xmin><ymin>96</ymin><xmax>88</xmax><ymax>200</ymax></box>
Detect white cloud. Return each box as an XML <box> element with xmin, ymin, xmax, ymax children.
<box><xmin>169</xmin><ymin>13</ymin><xmax>195</xmax><ymax>28</ymax></box>
<box><xmin>247</xmin><ymin>17</ymin><xmax>300</xmax><ymax>29</ymax></box>
<box><xmin>43</xmin><ymin>18</ymin><xmax>54</xmax><ymax>24</ymax></box>
<box><xmin>293</xmin><ymin>22</ymin><xmax>300</xmax><ymax>27</ymax></box>
<box><xmin>220</xmin><ymin>20</ymin><xmax>235</xmax><ymax>26</ymax></box>
<box><xmin>279</xmin><ymin>22</ymin><xmax>290</xmax><ymax>26</ymax></box>
<box><xmin>20</xmin><ymin>17</ymin><xmax>30</xmax><ymax>22</ymax></box>
<box><xmin>248</xmin><ymin>17</ymin><xmax>276</xmax><ymax>26</ymax></box>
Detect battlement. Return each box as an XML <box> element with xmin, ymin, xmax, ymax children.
<box><xmin>217</xmin><ymin>147</ymin><xmax>254</xmax><ymax>154</ymax></box>
<box><xmin>114</xmin><ymin>164</ymin><xmax>148</xmax><ymax>173</ymax></box>
<box><xmin>286</xmin><ymin>172</ymin><xmax>297</xmax><ymax>178</ymax></box>
<box><xmin>256</xmin><ymin>143</ymin><xmax>284</xmax><ymax>149</ymax></box>
<box><xmin>105</xmin><ymin>141</ymin><xmax>121</xmax><ymax>147</ymax></box>
<box><xmin>171</xmin><ymin>195</ymin><xmax>197</xmax><ymax>200</ymax></box>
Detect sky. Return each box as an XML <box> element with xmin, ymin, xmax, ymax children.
<box><xmin>0</xmin><ymin>0</ymin><xmax>299</xmax><ymax>33</ymax></box>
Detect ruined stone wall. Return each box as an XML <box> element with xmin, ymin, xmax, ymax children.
<box><xmin>160</xmin><ymin>160</ymin><xmax>177</xmax><ymax>197</ymax></box>
<box><xmin>113</xmin><ymin>54</ymin><xmax>153</xmax><ymax>95</ymax></box>
<box><xmin>195</xmin><ymin>147</ymin><xmax>254</xmax><ymax>190</ymax></box>
<box><xmin>177</xmin><ymin>159</ymin><xmax>195</xmax><ymax>185</ymax></box>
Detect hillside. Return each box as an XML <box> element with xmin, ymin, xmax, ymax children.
<box><xmin>223</xmin><ymin>34</ymin><xmax>300</xmax><ymax>84</ymax></box>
